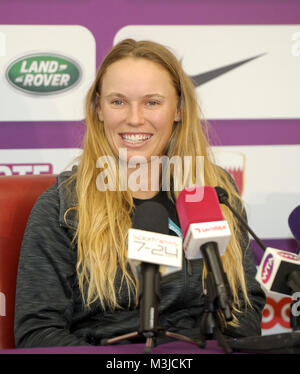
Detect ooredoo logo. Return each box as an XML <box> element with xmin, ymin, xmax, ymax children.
<box><xmin>6</xmin><ymin>53</ymin><xmax>81</xmax><ymax>94</ymax></box>
<box><xmin>261</xmin><ymin>296</ymin><xmax>291</xmax><ymax>330</ymax></box>
<box><xmin>261</xmin><ymin>254</ymin><xmax>274</xmax><ymax>284</ymax></box>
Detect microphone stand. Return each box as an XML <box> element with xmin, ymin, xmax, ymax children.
<box><xmin>100</xmin><ymin>262</ymin><xmax>205</xmax><ymax>353</ymax></box>
<box><xmin>199</xmin><ymin>242</ymin><xmax>233</xmax><ymax>354</ymax></box>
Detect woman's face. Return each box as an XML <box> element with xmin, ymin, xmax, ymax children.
<box><xmin>98</xmin><ymin>57</ymin><xmax>181</xmax><ymax>163</ymax></box>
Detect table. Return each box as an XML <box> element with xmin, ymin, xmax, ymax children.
<box><xmin>0</xmin><ymin>340</ymin><xmax>227</xmax><ymax>354</ymax></box>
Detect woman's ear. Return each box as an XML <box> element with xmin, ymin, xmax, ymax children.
<box><xmin>174</xmin><ymin>98</ymin><xmax>181</xmax><ymax>122</ymax></box>
<box><xmin>174</xmin><ymin>111</ymin><xmax>181</xmax><ymax>122</ymax></box>
<box><xmin>174</xmin><ymin>105</ymin><xmax>181</xmax><ymax>123</ymax></box>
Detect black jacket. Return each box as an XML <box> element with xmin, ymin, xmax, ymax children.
<box><xmin>14</xmin><ymin>169</ymin><xmax>266</xmax><ymax>347</ymax></box>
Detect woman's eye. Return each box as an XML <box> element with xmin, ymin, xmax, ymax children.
<box><xmin>147</xmin><ymin>101</ymin><xmax>159</xmax><ymax>106</ymax></box>
<box><xmin>112</xmin><ymin>100</ymin><xmax>123</xmax><ymax>106</ymax></box>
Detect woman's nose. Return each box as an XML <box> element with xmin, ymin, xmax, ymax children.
<box><xmin>127</xmin><ymin>104</ymin><xmax>144</xmax><ymax>126</ymax></box>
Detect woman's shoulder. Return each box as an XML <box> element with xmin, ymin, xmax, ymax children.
<box><xmin>30</xmin><ymin>166</ymin><xmax>77</xmax><ymax>226</ymax></box>
<box><xmin>34</xmin><ymin>167</ymin><xmax>75</xmax><ymax>203</ymax></box>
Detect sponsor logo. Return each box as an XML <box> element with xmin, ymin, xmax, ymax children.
<box><xmin>194</xmin><ymin>224</ymin><xmax>227</xmax><ymax>233</ymax></box>
<box><xmin>261</xmin><ymin>296</ymin><xmax>291</xmax><ymax>330</ymax></box>
<box><xmin>261</xmin><ymin>254</ymin><xmax>274</xmax><ymax>284</ymax></box>
<box><xmin>190</xmin><ymin>53</ymin><xmax>265</xmax><ymax>87</ymax></box>
<box><xmin>0</xmin><ymin>163</ymin><xmax>53</xmax><ymax>176</ymax></box>
<box><xmin>132</xmin><ymin>232</ymin><xmax>180</xmax><ymax>249</ymax></box>
<box><xmin>128</xmin><ymin>228</ymin><xmax>182</xmax><ymax>268</ymax></box>
<box><xmin>115</xmin><ymin>25</ymin><xmax>300</xmax><ymax>119</ymax></box>
<box><xmin>6</xmin><ymin>53</ymin><xmax>81</xmax><ymax>94</ymax></box>
<box><xmin>277</xmin><ymin>251</ymin><xmax>300</xmax><ymax>261</ymax></box>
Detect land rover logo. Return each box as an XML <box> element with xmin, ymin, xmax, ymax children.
<box><xmin>6</xmin><ymin>53</ymin><xmax>81</xmax><ymax>94</ymax></box>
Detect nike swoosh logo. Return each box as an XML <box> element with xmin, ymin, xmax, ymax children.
<box><xmin>189</xmin><ymin>53</ymin><xmax>266</xmax><ymax>87</ymax></box>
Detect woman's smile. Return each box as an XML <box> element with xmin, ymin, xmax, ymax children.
<box><xmin>119</xmin><ymin>132</ymin><xmax>153</xmax><ymax>148</ymax></box>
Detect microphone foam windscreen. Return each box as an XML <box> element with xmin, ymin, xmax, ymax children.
<box><xmin>288</xmin><ymin>205</ymin><xmax>300</xmax><ymax>244</ymax></box>
<box><xmin>132</xmin><ymin>201</ymin><xmax>169</xmax><ymax>235</ymax></box>
<box><xmin>176</xmin><ymin>186</ymin><xmax>224</xmax><ymax>237</ymax></box>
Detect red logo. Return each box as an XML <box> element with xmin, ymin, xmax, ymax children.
<box><xmin>0</xmin><ymin>163</ymin><xmax>53</xmax><ymax>176</ymax></box>
<box><xmin>261</xmin><ymin>296</ymin><xmax>292</xmax><ymax>330</ymax></box>
<box><xmin>195</xmin><ymin>225</ymin><xmax>226</xmax><ymax>233</ymax></box>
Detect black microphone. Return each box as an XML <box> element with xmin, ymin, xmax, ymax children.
<box><xmin>130</xmin><ymin>202</ymin><xmax>171</xmax><ymax>335</ymax></box>
<box><xmin>101</xmin><ymin>202</ymin><xmax>184</xmax><ymax>351</ymax></box>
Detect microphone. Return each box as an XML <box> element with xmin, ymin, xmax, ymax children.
<box><xmin>128</xmin><ymin>201</ymin><xmax>182</xmax><ymax>333</ymax></box>
<box><xmin>257</xmin><ymin>248</ymin><xmax>300</xmax><ymax>296</ymax></box>
<box><xmin>288</xmin><ymin>205</ymin><xmax>300</xmax><ymax>252</ymax></box>
<box><xmin>176</xmin><ymin>186</ymin><xmax>232</xmax><ymax>321</ymax></box>
<box><xmin>176</xmin><ymin>186</ymin><xmax>231</xmax><ymax>260</ymax></box>
<box><xmin>215</xmin><ymin>186</ymin><xmax>300</xmax><ymax>297</ymax></box>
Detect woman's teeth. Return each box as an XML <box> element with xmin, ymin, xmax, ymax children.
<box><xmin>121</xmin><ymin>134</ymin><xmax>152</xmax><ymax>143</ymax></box>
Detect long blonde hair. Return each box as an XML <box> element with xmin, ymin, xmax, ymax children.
<box><xmin>65</xmin><ymin>39</ymin><xmax>251</xmax><ymax>325</ymax></box>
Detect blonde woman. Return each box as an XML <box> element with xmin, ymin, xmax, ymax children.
<box><xmin>14</xmin><ymin>39</ymin><xmax>265</xmax><ymax>347</ymax></box>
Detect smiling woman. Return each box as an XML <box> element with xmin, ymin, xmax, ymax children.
<box><xmin>14</xmin><ymin>39</ymin><xmax>265</xmax><ymax>348</ymax></box>
<box><xmin>98</xmin><ymin>57</ymin><xmax>180</xmax><ymax>166</ymax></box>
<box><xmin>97</xmin><ymin>56</ymin><xmax>181</xmax><ymax>198</ymax></box>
